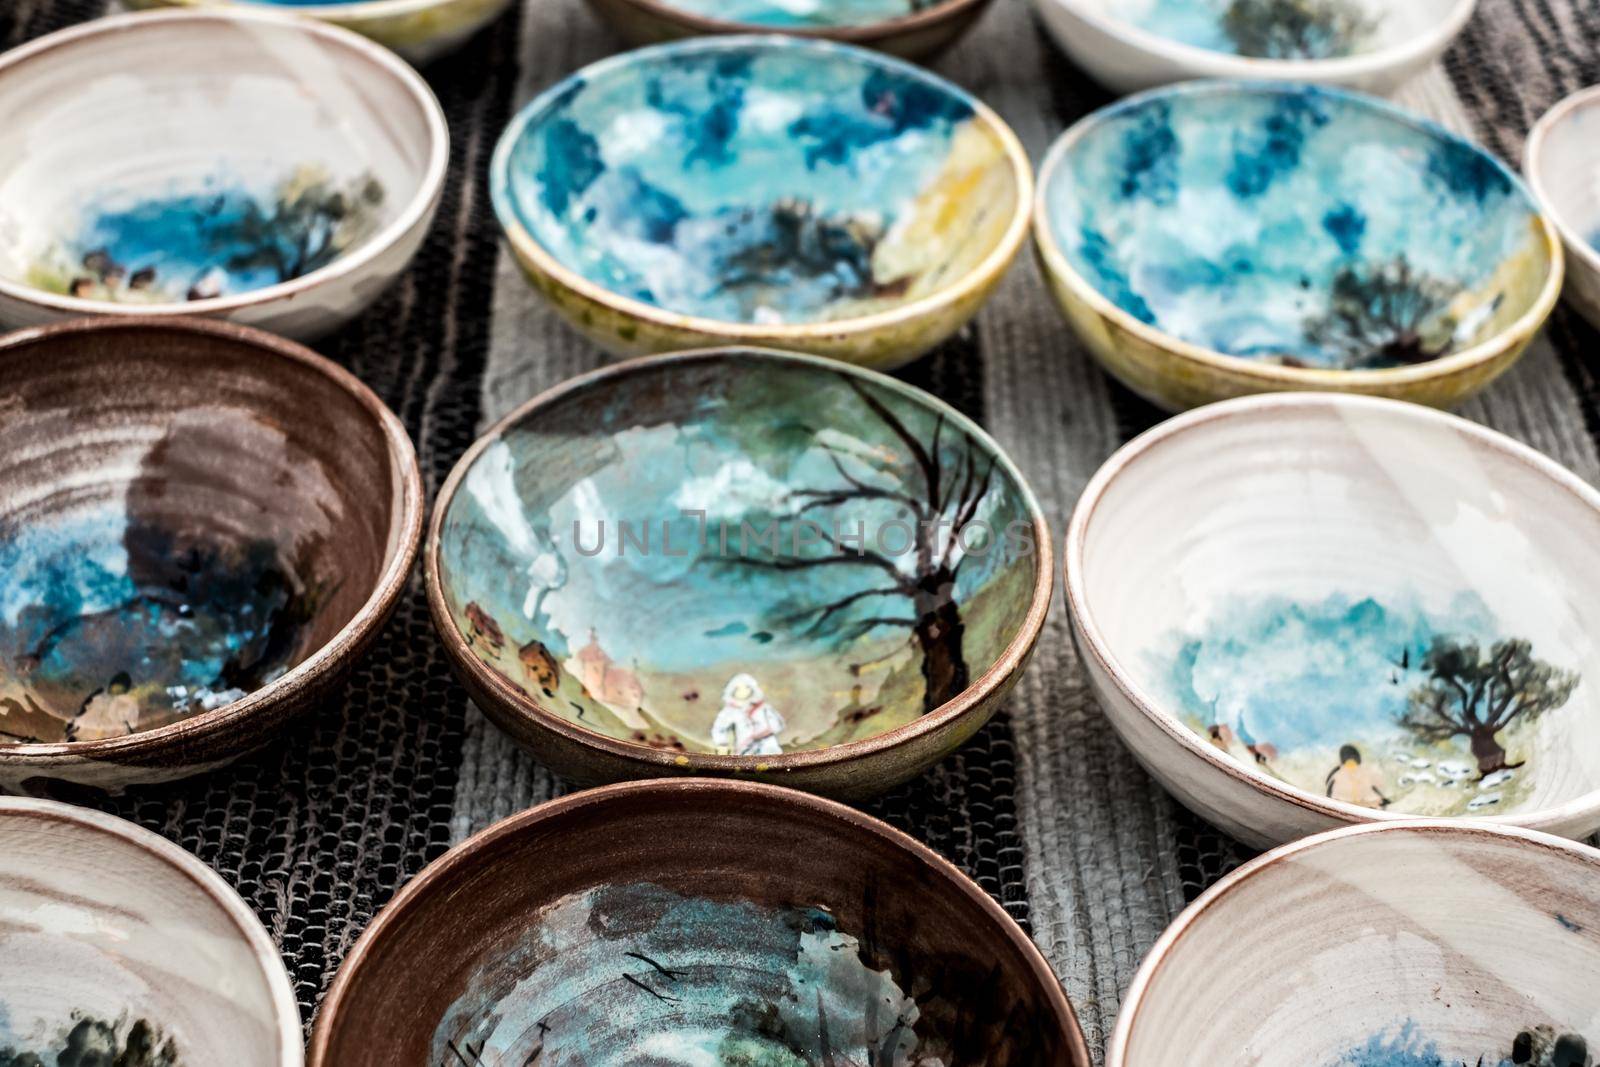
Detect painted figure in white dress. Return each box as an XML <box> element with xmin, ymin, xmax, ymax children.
<box><xmin>711</xmin><ymin>673</ymin><xmax>785</xmax><ymax>757</ymax></box>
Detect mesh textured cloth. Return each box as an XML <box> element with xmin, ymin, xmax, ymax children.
<box><xmin>4</xmin><ymin>0</ymin><xmax>1598</xmax><ymax>1058</ymax></box>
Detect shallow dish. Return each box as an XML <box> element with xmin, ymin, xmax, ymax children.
<box><xmin>1031</xmin><ymin>0</ymin><xmax>1476</xmax><ymax>95</ymax></box>
<box><xmin>582</xmin><ymin>0</ymin><xmax>994</xmax><ymax>61</ymax></box>
<box><xmin>1065</xmin><ymin>392</ymin><xmax>1600</xmax><ymax>849</ymax></box>
<box><xmin>490</xmin><ymin>36</ymin><xmax>1031</xmax><ymax>370</ymax></box>
<box><xmin>1035</xmin><ymin>81</ymin><xmax>1562</xmax><ymax>412</ymax></box>
<box><xmin>124</xmin><ymin>0</ymin><xmax>514</xmax><ymax>62</ymax></box>
<box><xmin>427</xmin><ymin>347</ymin><xmax>1050</xmax><ymax>799</ymax></box>
<box><xmin>0</xmin><ymin>9</ymin><xmax>448</xmax><ymax>341</ymax></box>
<box><xmin>1526</xmin><ymin>84</ymin><xmax>1600</xmax><ymax>334</ymax></box>
<box><xmin>0</xmin><ymin>318</ymin><xmax>422</xmax><ymax>795</ymax></box>
<box><xmin>309</xmin><ymin>779</ymin><xmax>1089</xmax><ymax>1065</ymax></box>
<box><xmin>1110</xmin><ymin>821</ymin><xmax>1600</xmax><ymax>1066</ymax></box>
<box><xmin>0</xmin><ymin>797</ymin><xmax>300</xmax><ymax>1065</ymax></box>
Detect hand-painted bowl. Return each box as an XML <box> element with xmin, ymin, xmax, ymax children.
<box><xmin>1031</xmin><ymin>0</ymin><xmax>1476</xmax><ymax>95</ymax></box>
<box><xmin>308</xmin><ymin>779</ymin><xmax>1090</xmax><ymax>1065</ymax></box>
<box><xmin>1065</xmin><ymin>392</ymin><xmax>1600</xmax><ymax>850</ymax></box>
<box><xmin>0</xmin><ymin>797</ymin><xmax>301</xmax><ymax>1066</ymax></box>
<box><xmin>1526</xmin><ymin>84</ymin><xmax>1600</xmax><ymax>335</ymax></box>
<box><xmin>123</xmin><ymin>0</ymin><xmax>513</xmax><ymax>62</ymax></box>
<box><xmin>1110</xmin><ymin>822</ymin><xmax>1600</xmax><ymax>1067</ymax></box>
<box><xmin>426</xmin><ymin>348</ymin><xmax>1051</xmax><ymax>799</ymax></box>
<box><xmin>581</xmin><ymin>0</ymin><xmax>995</xmax><ymax>61</ymax></box>
<box><xmin>0</xmin><ymin>9</ymin><xmax>449</xmax><ymax>342</ymax></box>
<box><xmin>0</xmin><ymin>318</ymin><xmax>423</xmax><ymax>796</ymax></box>
<box><xmin>489</xmin><ymin>37</ymin><xmax>1032</xmax><ymax>371</ymax></box>
<box><xmin>1035</xmin><ymin>82</ymin><xmax>1563</xmax><ymax>412</ymax></box>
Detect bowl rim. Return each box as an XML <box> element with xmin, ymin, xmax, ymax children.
<box><xmin>306</xmin><ymin>777</ymin><xmax>1091</xmax><ymax>1065</ymax></box>
<box><xmin>0</xmin><ymin>316</ymin><xmax>425</xmax><ymax>765</ymax></box>
<box><xmin>0</xmin><ymin>795</ymin><xmax>304</xmax><ymax>1066</ymax></box>
<box><xmin>1106</xmin><ymin>818</ymin><xmax>1600</xmax><ymax>1066</ymax></box>
<box><xmin>0</xmin><ymin>7</ymin><xmax>450</xmax><ymax>320</ymax></box>
<box><xmin>1525</xmin><ymin>83</ymin><xmax>1600</xmax><ymax>291</ymax></box>
<box><xmin>1063</xmin><ymin>390</ymin><xmax>1600</xmax><ymax>836</ymax></box>
<box><xmin>1033</xmin><ymin>79</ymin><xmax>1566</xmax><ymax>390</ymax></box>
<box><xmin>488</xmin><ymin>34</ymin><xmax>1034</xmax><ymax>343</ymax></box>
<box><xmin>424</xmin><ymin>344</ymin><xmax>1054</xmax><ymax>776</ymax></box>
<box><xmin>588</xmin><ymin>0</ymin><xmax>993</xmax><ymax>42</ymax></box>
<box><xmin>1036</xmin><ymin>0</ymin><xmax>1478</xmax><ymax>82</ymax></box>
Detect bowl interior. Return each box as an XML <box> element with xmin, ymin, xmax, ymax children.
<box><xmin>1079</xmin><ymin>399</ymin><xmax>1600</xmax><ymax>819</ymax></box>
<box><xmin>0</xmin><ymin>324</ymin><xmax>408</xmax><ymax>743</ymax></box>
<box><xmin>318</xmin><ymin>784</ymin><xmax>1078</xmax><ymax>1065</ymax></box>
<box><xmin>1120</xmin><ymin>827</ymin><xmax>1600</xmax><ymax>1064</ymax></box>
<box><xmin>1042</xmin><ymin>84</ymin><xmax>1552</xmax><ymax>371</ymax></box>
<box><xmin>646</xmin><ymin>0</ymin><xmax>955</xmax><ymax>29</ymax></box>
<box><xmin>1531</xmin><ymin>91</ymin><xmax>1600</xmax><ymax>264</ymax></box>
<box><xmin>437</xmin><ymin>352</ymin><xmax>1039</xmax><ymax>757</ymax></box>
<box><xmin>494</xmin><ymin>39</ymin><xmax>1021</xmax><ymax>327</ymax></box>
<box><xmin>0</xmin><ymin>803</ymin><xmax>290</xmax><ymax>1064</ymax></box>
<box><xmin>0</xmin><ymin>15</ymin><xmax>435</xmax><ymax>308</ymax></box>
<box><xmin>1077</xmin><ymin>0</ymin><xmax>1460</xmax><ymax>60</ymax></box>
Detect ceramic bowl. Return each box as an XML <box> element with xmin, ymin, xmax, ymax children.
<box><xmin>489</xmin><ymin>36</ymin><xmax>1032</xmax><ymax>371</ymax></box>
<box><xmin>0</xmin><ymin>9</ymin><xmax>449</xmax><ymax>342</ymax></box>
<box><xmin>1031</xmin><ymin>0</ymin><xmax>1476</xmax><ymax>95</ymax></box>
<box><xmin>0</xmin><ymin>797</ymin><xmax>301</xmax><ymax>1065</ymax></box>
<box><xmin>1065</xmin><ymin>392</ymin><xmax>1600</xmax><ymax>850</ymax></box>
<box><xmin>124</xmin><ymin>0</ymin><xmax>514</xmax><ymax>62</ymax></box>
<box><xmin>0</xmin><ymin>318</ymin><xmax>423</xmax><ymax>796</ymax></box>
<box><xmin>308</xmin><ymin>779</ymin><xmax>1089</xmax><ymax>1065</ymax></box>
<box><xmin>1110</xmin><ymin>821</ymin><xmax>1600</xmax><ymax>1066</ymax></box>
<box><xmin>581</xmin><ymin>0</ymin><xmax>995</xmax><ymax>61</ymax></box>
<box><xmin>1526</xmin><ymin>84</ymin><xmax>1600</xmax><ymax>334</ymax></box>
<box><xmin>426</xmin><ymin>347</ymin><xmax>1051</xmax><ymax>799</ymax></box>
<box><xmin>1035</xmin><ymin>81</ymin><xmax>1563</xmax><ymax>412</ymax></box>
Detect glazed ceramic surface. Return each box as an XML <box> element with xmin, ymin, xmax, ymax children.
<box><xmin>0</xmin><ymin>798</ymin><xmax>300</xmax><ymax>1065</ymax></box>
<box><xmin>123</xmin><ymin>0</ymin><xmax>513</xmax><ymax>62</ymax></box>
<box><xmin>0</xmin><ymin>319</ymin><xmax>422</xmax><ymax>795</ymax></box>
<box><xmin>0</xmin><ymin>9</ymin><xmax>447</xmax><ymax>341</ymax></box>
<box><xmin>309</xmin><ymin>780</ymin><xmax>1089</xmax><ymax>1066</ymax></box>
<box><xmin>1065</xmin><ymin>393</ymin><xmax>1600</xmax><ymax>849</ymax></box>
<box><xmin>643</xmin><ymin>0</ymin><xmax>949</xmax><ymax>27</ymax></box>
<box><xmin>1111</xmin><ymin>822</ymin><xmax>1600</xmax><ymax>1067</ymax></box>
<box><xmin>1035</xmin><ymin>82</ymin><xmax>1562</xmax><ymax>412</ymax></box>
<box><xmin>1030</xmin><ymin>0</ymin><xmax>1475</xmax><ymax>94</ymax></box>
<box><xmin>490</xmin><ymin>37</ymin><xmax>1031</xmax><ymax>369</ymax></box>
<box><xmin>428</xmin><ymin>348</ymin><xmax>1050</xmax><ymax>797</ymax></box>
<box><xmin>1526</xmin><ymin>85</ymin><xmax>1600</xmax><ymax>334</ymax></box>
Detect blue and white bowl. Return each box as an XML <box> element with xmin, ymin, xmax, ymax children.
<box><xmin>1035</xmin><ymin>81</ymin><xmax>1563</xmax><ymax>411</ymax></box>
<box><xmin>1030</xmin><ymin>0</ymin><xmax>1477</xmax><ymax>95</ymax></box>
<box><xmin>490</xmin><ymin>36</ymin><xmax>1032</xmax><ymax>370</ymax></box>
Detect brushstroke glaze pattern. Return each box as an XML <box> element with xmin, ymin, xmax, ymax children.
<box><xmin>1525</xmin><ymin>85</ymin><xmax>1600</xmax><ymax>334</ymax></box>
<box><xmin>1157</xmin><ymin>593</ymin><xmax>1582</xmax><ymax>818</ymax></box>
<box><xmin>0</xmin><ymin>799</ymin><xmax>300</xmax><ymax>1066</ymax></box>
<box><xmin>1334</xmin><ymin>1022</ymin><xmax>1591</xmax><ymax>1067</ymax></box>
<box><xmin>25</xmin><ymin>167</ymin><xmax>385</xmax><ymax>306</ymax></box>
<box><xmin>653</xmin><ymin>0</ymin><xmax>943</xmax><ymax>28</ymax></box>
<box><xmin>1042</xmin><ymin>83</ymin><xmax>1552</xmax><ymax>373</ymax></box>
<box><xmin>436</xmin><ymin>354</ymin><xmax>1037</xmax><ymax>758</ymax></box>
<box><xmin>1121</xmin><ymin>0</ymin><xmax>1379</xmax><ymax>59</ymax></box>
<box><xmin>434</xmin><ymin>883</ymin><xmax>936</xmax><ymax>1064</ymax></box>
<box><xmin>1108</xmin><ymin>824</ymin><xmax>1600</xmax><ymax>1067</ymax></box>
<box><xmin>493</xmin><ymin>38</ymin><xmax>1022</xmax><ymax>334</ymax></box>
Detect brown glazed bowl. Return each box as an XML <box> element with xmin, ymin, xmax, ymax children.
<box><xmin>0</xmin><ymin>318</ymin><xmax>422</xmax><ymax>795</ymax></box>
<box><xmin>425</xmin><ymin>348</ymin><xmax>1052</xmax><ymax>801</ymax></box>
<box><xmin>582</xmin><ymin>0</ymin><xmax>995</xmax><ymax>61</ymax></box>
<box><xmin>309</xmin><ymin>779</ymin><xmax>1088</xmax><ymax>1066</ymax></box>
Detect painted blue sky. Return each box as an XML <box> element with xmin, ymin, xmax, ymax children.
<box><xmin>1161</xmin><ymin>592</ymin><xmax>1503</xmax><ymax>750</ymax></box>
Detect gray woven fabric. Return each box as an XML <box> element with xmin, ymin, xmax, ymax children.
<box><xmin>6</xmin><ymin>0</ymin><xmax>1598</xmax><ymax>1058</ymax></box>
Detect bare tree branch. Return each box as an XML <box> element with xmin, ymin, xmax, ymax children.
<box><xmin>841</xmin><ymin>375</ymin><xmax>940</xmax><ymax>508</ymax></box>
<box><xmin>778</xmin><ymin>586</ymin><xmax>908</xmax><ymax>636</ymax></box>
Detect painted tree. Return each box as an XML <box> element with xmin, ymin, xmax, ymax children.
<box><xmin>1398</xmin><ymin>636</ymin><xmax>1579</xmax><ymax>776</ymax></box>
<box><xmin>724</xmin><ymin>375</ymin><xmax>999</xmax><ymax>713</ymax></box>
<box><xmin>1222</xmin><ymin>0</ymin><xmax>1376</xmax><ymax>60</ymax></box>
<box><xmin>1304</xmin><ymin>255</ymin><xmax>1458</xmax><ymax>370</ymax></box>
